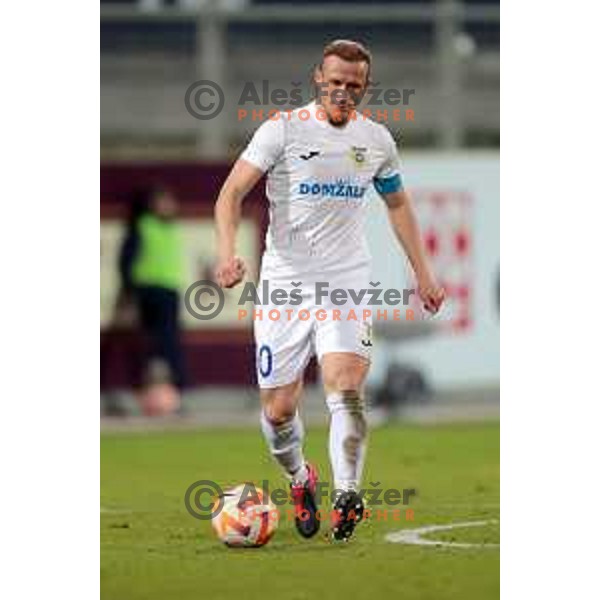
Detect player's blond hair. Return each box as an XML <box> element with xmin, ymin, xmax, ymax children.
<box><xmin>322</xmin><ymin>39</ymin><xmax>372</xmax><ymax>83</ymax></box>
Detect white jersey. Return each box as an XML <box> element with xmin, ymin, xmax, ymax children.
<box><xmin>241</xmin><ymin>101</ymin><xmax>403</xmax><ymax>281</ymax></box>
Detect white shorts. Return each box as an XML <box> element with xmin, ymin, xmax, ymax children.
<box><xmin>254</xmin><ymin>272</ymin><xmax>373</xmax><ymax>388</ymax></box>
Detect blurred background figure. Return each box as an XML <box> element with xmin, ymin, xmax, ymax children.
<box><xmin>118</xmin><ymin>187</ymin><xmax>186</xmax><ymax>415</ymax></box>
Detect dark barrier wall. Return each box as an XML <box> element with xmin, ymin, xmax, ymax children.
<box><xmin>101</xmin><ymin>162</ymin><xmax>265</xmax><ymax>218</ymax></box>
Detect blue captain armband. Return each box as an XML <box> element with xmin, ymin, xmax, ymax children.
<box><xmin>373</xmin><ymin>173</ymin><xmax>403</xmax><ymax>195</ymax></box>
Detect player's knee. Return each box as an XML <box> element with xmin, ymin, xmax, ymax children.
<box><xmin>323</xmin><ymin>368</ymin><xmax>364</xmax><ymax>393</ymax></box>
<box><xmin>261</xmin><ymin>390</ymin><xmax>297</xmax><ymax>424</ymax></box>
<box><xmin>322</xmin><ymin>354</ymin><xmax>369</xmax><ymax>392</ymax></box>
<box><xmin>263</xmin><ymin>403</ymin><xmax>296</xmax><ymax>424</ymax></box>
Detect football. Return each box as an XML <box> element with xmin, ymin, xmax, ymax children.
<box><xmin>211</xmin><ymin>484</ymin><xmax>279</xmax><ymax>548</ymax></box>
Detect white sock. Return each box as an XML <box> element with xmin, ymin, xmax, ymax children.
<box><xmin>326</xmin><ymin>391</ymin><xmax>367</xmax><ymax>492</ymax></box>
<box><xmin>260</xmin><ymin>410</ymin><xmax>308</xmax><ymax>483</ymax></box>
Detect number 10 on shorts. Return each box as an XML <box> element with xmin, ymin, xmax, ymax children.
<box><xmin>258</xmin><ymin>344</ymin><xmax>273</xmax><ymax>379</ymax></box>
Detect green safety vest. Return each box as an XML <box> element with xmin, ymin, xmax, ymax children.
<box><xmin>132</xmin><ymin>214</ymin><xmax>184</xmax><ymax>291</ymax></box>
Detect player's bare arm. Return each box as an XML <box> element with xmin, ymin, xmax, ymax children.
<box><xmin>383</xmin><ymin>189</ymin><xmax>446</xmax><ymax>314</ymax></box>
<box><xmin>214</xmin><ymin>159</ymin><xmax>263</xmax><ymax>288</ymax></box>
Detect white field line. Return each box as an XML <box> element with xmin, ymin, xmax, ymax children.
<box><xmin>385</xmin><ymin>519</ymin><xmax>499</xmax><ymax>548</ymax></box>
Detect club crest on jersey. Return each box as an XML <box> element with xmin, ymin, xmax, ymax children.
<box><xmin>350</xmin><ymin>146</ymin><xmax>368</xmax><ymax>166</ymax></box>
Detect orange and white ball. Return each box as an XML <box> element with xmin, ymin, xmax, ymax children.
<box><xmin>211</xmin><ymin>485</ymin><xmax>278</xmax><ymax>548</ymax></box>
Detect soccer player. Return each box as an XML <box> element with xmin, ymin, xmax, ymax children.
<box><xmin>215</xmin><ymin>40</ymin><xmax>444</xmax><ymax>541</ymax></box>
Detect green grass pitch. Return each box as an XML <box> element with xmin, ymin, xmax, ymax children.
<box><xmin>101</xmin><ymin>421</ymin><xmax>499</xmax><ymax>599</ymax></box>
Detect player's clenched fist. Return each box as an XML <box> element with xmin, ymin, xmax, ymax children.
<box><xmin>417</xmin><ymin>277</ymin><xmax>446</xmax><ymax>314</ymax></box>
<box><xmin>215</xmin><ymin>256</ymin><xmax>246</xmax><ymax>288</ymax></box>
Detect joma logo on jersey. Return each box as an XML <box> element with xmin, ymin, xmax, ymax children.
<box><xmin>298</xmin><ymin>182</ymin><xmax>367</xmax><ymax>199</ymax></box>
